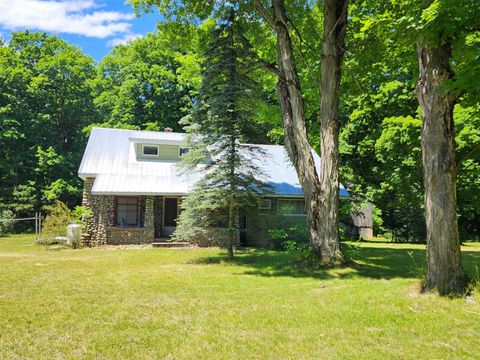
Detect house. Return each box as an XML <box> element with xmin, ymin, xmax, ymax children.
<box><xmin>78</xmin><ymin>127</ymin><xmax>357</xmax><ymax>247</ymax></box>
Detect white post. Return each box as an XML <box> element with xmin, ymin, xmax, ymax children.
<box><xmin>67</xmin><ymin>224</ymin><xmax>82</xmax><ymax>248</ymax></box>
<box><xmin>35</xmin><ymin>212</ymin><xmax>38</xmax><ymax>242</ymax></box>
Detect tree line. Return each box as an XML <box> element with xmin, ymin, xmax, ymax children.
<box><xmin>0</xmin><ymin>1</ymin><xmax>478</xmax><ymax>293</ymax></box>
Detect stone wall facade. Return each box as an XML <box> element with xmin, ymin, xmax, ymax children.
<box><xmin>81</xmin><ymin>178</ymin><xmax>155</xmax><ymax>246</ymax></box>
<box><xmin>82</xmin><ymin>177</ymin><xmax>114</xmax><ymax>246</ymax></box>
<box><xmin>106</xmin><ymin>227</ymin><xmax>154</xmax><ymax>245</ymax></box>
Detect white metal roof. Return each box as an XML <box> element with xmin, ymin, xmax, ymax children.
<box><xmin>78</xmin><ymin>127</ymin><xmax>348</xmax><ymax>197</ymax></box>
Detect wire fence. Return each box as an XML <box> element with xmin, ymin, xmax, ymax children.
<box><xmin>2</xmin><ymin>212</ymin><xmax>43</xmax><ymax>241</ymax></box>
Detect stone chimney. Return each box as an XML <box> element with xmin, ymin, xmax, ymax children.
<box><xmin>164</xmin><ymin>127</ymin><xmax>173</xmax><ymax>132</ymax></box>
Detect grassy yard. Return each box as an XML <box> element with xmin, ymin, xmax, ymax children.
<box><xmin>0</xmin><ymin>235</ymin><xmax>479</xmax><ymax>359</ymax></box>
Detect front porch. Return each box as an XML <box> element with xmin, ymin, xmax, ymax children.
<box><xmin>82</xmin><ymin>178</ymin><xmax>181</xmax><ymax>245</ymax></box>
<box><xmin>107</xmin><ymin>195</ymin><xmax>181</xmax><ymax>245</ymax></box>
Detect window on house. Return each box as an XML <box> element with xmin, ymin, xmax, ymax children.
<box><xmin>116</xmin><ymin>196</ymin><xmax>138</xmax><ymax>227</ymax></box>
<box><xmin>142</xmin><ymin>145</ymin><xmax>159</xmax><ymax>156</ymax></box>
<box><xmin>259</xmin><ymin>198</ymin><xmax>272</xmax><ymax>210</ymax></box>
<box><xmin>179</xmin><ymin>147</ymin><xmax>190</xmax><ymax>157</ymax></box>
<box><xmin>277</xmin><ymin>199</ymin><xmax>306</xmax><ymax>216</ymax></box>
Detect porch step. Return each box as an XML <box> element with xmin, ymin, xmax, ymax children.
<box><xmin>151</xmin><ymin>241</ymin><xmax>191</xmax><ymax>248</ymax></box>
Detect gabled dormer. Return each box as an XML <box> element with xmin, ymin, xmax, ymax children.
<box><xmin>131</xmin><ymin>127</ymin><xmax>190</xmax><ymax>162</ymax></box>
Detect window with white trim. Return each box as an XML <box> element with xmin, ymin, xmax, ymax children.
<box><xmin>277</xmin><ymin>199</ymin><xmax>306</xmax><ymax>215</ymax></box>
<box><xmin>142</xmin><ymin>145</ymin><xmax>159</xmax><ymax>156</ymax></box>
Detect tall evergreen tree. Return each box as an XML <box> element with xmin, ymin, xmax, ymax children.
<box><xmin>175</xmin><ymin>6</ymin><xmax>268</xmax><ymax>260</ymax></box>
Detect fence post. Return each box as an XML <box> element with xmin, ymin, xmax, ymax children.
<box><xmin>35</xmin><ymin>212</ymin><xmax>38</xmax><ymax>242</ymax></box>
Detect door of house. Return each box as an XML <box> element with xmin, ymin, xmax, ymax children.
<box><xmin>163</xmin><ymin>197</ymin><xmax>178</xmax><ymax>237</ymax></box>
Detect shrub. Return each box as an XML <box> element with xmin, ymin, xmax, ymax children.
<box><xmin>41</xmin><ymin>201</ymin><xmax>73</xmax><ymax>237</ymax></box>
<box><xmin>0</xmin><ymin>209</ymin><xmax>15</xmax><ymax>236</ymax></box>
<box><xmin>268</xmin><ymin>228</ymin><xmax>289</xmax><ymax>249</ymax></box>
<box><xmin>268</xmin><ymin>225</ymin><xmax>308</xmax><ymax>249</ymax></box>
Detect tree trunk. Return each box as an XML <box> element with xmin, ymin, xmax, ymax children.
<box><xmin>415</xmin><ymin>39</ymin><xmax>467</xmax><ymax>295</ymax></box>
<box><xmin>227</xmin><ymin>195</ymin><xmax>235</xmax><ymax>261</ymax></box>
<box><xmin>318</xmin><ymin>0</ymin><xmax>348</xmax><ymax>261</ymax></box>
<box><xmin>268</xmin><ymin>0</ymin><xmax>346</xmax><ymax>264</ymax></box>
<box><xmin>271</xmin><ymin>0</ymin><xmax>327</xmax><ymax>263</ymax></box>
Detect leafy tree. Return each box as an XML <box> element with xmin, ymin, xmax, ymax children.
<box><xmin>342</xmin><ymin>0</ymin><xmax>479</xmax><ymax>293</ymax></box>
<box><xmin>0</xmin><ymin>209</ymin><xmax>15</xmax><ymax>236</ymax></box>
<box><xmin>93</xmin><ymin>25</ymin><xmax>203</xmax><ymax>131</ymax></box>
<box><xmin>175</xmin><ymin>7</ymin><xmax>268</xmax><ymax>260</ymax></box>
<box><xmin>0</xmin><ymin>31</ymin><xmax>96</xmax><ymax>214</ymax></box>
<box><xmin>41</xmin><ymin>200</ymin><xmax>73</xmax><ymax>237</ymax></box>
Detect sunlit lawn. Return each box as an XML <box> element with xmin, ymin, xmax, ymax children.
<box><xmin>0</xmin><ymin>234</ymin><xmax>479</xmax><ymax>359</ymax></box>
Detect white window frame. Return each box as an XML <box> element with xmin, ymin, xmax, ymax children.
<box><xmin>142</xmin><ymin>144</ymin><xmax>159</xmax><ymax>157</ymax></box>
<box><xmin>178</xmin><ymin>146</ymin><xmax>190</xmax><ymax>158</ymax></box>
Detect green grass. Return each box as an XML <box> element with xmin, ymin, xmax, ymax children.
<box><xmin>0</xmin><ymin>235</ymin><xmax>479</xmax><ymax>359</ymax></box>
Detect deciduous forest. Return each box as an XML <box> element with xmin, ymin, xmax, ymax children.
<box><xmin>2</xmin><ymin>1</ymin><xmax>478</xmax><ymax>246</ymax></box>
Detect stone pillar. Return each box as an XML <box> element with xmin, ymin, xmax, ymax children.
<box><xmin>145</xmin><ymin>196</ymin><xmax>154</xmax><ymax>228</ymax></box>
<box><xmin>144</xmin><ymin>196</ymin><xmax>155</xmax><ymax>241</ymax></box>
<box><xmin>82</xmin><ymin>177</ymin><xmax>96</xmax><ymax>246</ymax></box>
<box><xmin>81</xmin><ymin>177</ymin><xmax>114</xmax><ymax>246</ymax></box>
<box><xmin>153</xmin><ymin>196</ymin><xmax>163</xmax><ymax>238</ymax></box>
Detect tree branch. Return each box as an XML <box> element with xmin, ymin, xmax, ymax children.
<box><xmin>253</xmin><ymin>0</ymin><xmax>275</xmax><ymax>29</ymax></box>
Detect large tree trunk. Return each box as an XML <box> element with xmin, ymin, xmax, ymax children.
<box><xmin>270</xmin><ymin>0</ymin><xmax>330</xmax><ymax>264</ymax></box>
<box><xmin>318</xmin><ymin>0</ymin><xmax>348</xmax><ymax>260</ymax></box>
<box><xmin>415</xmin><ymin>39</ymin><xmax>467</xmax><ymax>295</ymax></box>
<box><xmin>267</xmin><ymin>0</ymin><xmax>346</xmax><ymax>264</ymax></box>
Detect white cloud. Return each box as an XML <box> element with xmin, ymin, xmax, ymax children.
<box><xmin>0</xmin><ymin>0</ymin><xmax>136</xmax><ymax>38</ymax></box>
<box><xmin>107</xmin><ymin>32</ymin><xmax>142</xmax><ymax>47</ymax></box>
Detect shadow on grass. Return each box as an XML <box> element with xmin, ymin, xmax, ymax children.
<box><xmin>190</xmin><ymin>245</ymin><xmax>480</xmax><ymax>281</ymax></box>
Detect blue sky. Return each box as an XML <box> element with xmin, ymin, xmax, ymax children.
<box><xmin>0</xmin><ymin>0</ymin><xmax>163</xmax><ymax>61</ymax></box>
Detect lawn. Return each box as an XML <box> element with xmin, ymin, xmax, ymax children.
<box><xmin>0</xmin><ymin>235</ymin><xmax>479</xmax><ymax>359</ymax></box>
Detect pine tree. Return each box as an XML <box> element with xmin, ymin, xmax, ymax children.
<box><xmin>174</xmin><ymin>6</ymin><xmax>268</xmax><ymax>260</ymax></box>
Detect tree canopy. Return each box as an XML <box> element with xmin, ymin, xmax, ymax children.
<box><xmin>0</xmin><ymin>1</ymin><xmax>479</xmax><ymax>246</ymax></box>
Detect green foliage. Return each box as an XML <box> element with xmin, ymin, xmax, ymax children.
<box><xmin>72</xmin><ymin>205</ymin><xmax>93</xmax><ymax>242</ymax></box>
<box><xmin>0</xmin><ymin>210</ymin><xmax>15</xmax><ymax>236</ymax></box>
<box><xmin>1</xmin><ymin>0</ymin><xmax>479</xmax><ymax>243</ymax></box>
<box><xmin>340</xmin><ymin>1</ymin><xmax>480</xmax><ymax>241</ymax></box>
<box><xmin>174</xmin><ymin>190</ymin><xmax>229</xmax><ymax>242</ymax></box>
<box><xmin>0</xmin><ymin>31</ymin><xmax>96</xmax><ymax>214</ymax></box>
<box><xmin>41</xmin><ymin>201</ymin><xmax>73</xmax><ymax>237</ymax></box>
<box><xmin>175</xmin><ymin>7</ymin><xmax>270</xmax><ymax>251</ymax></box>
<box><xmin>93</xmin><ymin>26</ymin><xmax>203</xmax><ymax>131</ymax></box>
<box><xmin>282</xmin><ymin>241</ymin><xmax>314</xmax><ymax>268</ymax></box>
<box><xmin>268</xmin><ymin>225</ymin><xmax>309</xmax><ymax>250</ymax></box>
<box><xmin>267</xmin><ymin>225</ymin><xmax>314</xmax><ymax>267</ymax></box>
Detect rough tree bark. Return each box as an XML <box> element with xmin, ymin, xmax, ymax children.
<box><xmin>318</xmin><ymin>0</ymin><xmax>348</xmax><ymax>261</ymax></box>
<box><xmin>415</xmin><ymin>39</ymin><xmax>468</xmax><ymax>295</ymax></box>
<box><xmin>255</xmin><ymin>0</ymin><xmax>346</xmax><ymax>264</ymax></box>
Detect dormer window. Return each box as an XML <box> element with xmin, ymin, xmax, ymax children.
<box><xmin>179</xmin><ymin>147</ymin><xmax>190</xmax><ymax>157</ymax></box>
<box><xmin>142</xmin><ymin>145</ymin><xmax>159</xmax><ymax>156</ymax></box>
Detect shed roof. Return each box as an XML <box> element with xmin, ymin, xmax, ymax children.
<box><xmin>78</xmin><ymin>127</ymin><xmax>349</xmax><ymax>197</ymax></box>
